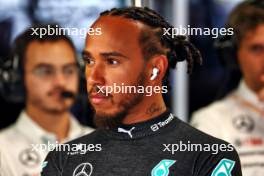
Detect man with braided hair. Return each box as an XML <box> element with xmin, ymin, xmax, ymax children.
<box><xmin>42</xmin><ymin>7</ymin><xmax>242</xmax><ymax>176</ymax></box>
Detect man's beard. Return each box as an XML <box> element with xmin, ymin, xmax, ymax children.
<box><xmin>27</xmin><ymin>88</ymin><xmax>73</xmax><ymax>115</ymax></box>
<box><xmin>92</xmin><ymin>71</ymin><xmax>147</xmax><ymax>129</ymax></box>
<box><xmin>29</xmin><ymin>96</ymin><xmax>70</xmax><ymax>114</ymax></box>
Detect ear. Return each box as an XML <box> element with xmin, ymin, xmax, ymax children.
<box><xmin>148</xmin><ymin>55</ymin><xmax>168</xmax><ymax>83</ymax></box>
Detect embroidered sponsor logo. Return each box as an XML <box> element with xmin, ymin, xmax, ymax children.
<box><xmin>73</xmin><ymin>162</ymin><xmax>93</xmax><ymax>176</ymax></box>
<box><xmin>151</xmin><ymin>159</ymin><xmax>176</xmax><ymax>176</ymax></box>
<box><xmin>151</xmin><ymin>114</ymin><xmax>174</xmax><ymax>132</ymax></box>
<box><xmin>211</xmin><ymin>158</ymin><xmax>235</xmax><ymax>176</ymax></box>
<box><xmin>117</xmin><ymin>127</ymin><xmax>135</xmax><ymax>138</ymax></box>
<box><xmin>19</xmin><ymin>148</ymin><xmax>40</xmax><ymax>168</ymax></box>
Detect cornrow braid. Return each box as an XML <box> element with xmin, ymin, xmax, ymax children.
<box><xmin>100</xmin><ymin>6</ymin><xmax>202</xmax><ymax>74</ymax></box>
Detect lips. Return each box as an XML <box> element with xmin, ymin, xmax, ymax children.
<box><xmin>89</xmin><ymin>93</ymin><xmax>109</xmax><ymax>104</ymax></box>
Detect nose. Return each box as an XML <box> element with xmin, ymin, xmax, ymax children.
<box><xmin>86</xmin><ymin>63</ymin><xmax>105</xmax><ymax>86</ymax></box>
<box><xmin>53</xmin><ymin>71</ymin><xmax>67</xmax><ymax>87</ymax></box>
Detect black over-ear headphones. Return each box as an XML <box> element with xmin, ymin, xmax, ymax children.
<box><xmin>0</xmin><ymin>42</ymin><xmax>25</xmax><ymax>103</ymax></box>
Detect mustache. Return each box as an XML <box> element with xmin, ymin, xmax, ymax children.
<box><xmin>47</xmin><ymin>88</ymin><xmax>76</xmax><ymax>99</ymax></box>
<box><xmin>61</xmin><ymin>91</ymin><xmax>75</xmax><ymax>99</ymax></box>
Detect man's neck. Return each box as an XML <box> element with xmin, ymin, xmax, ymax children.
<box><xmin>122</xmin><ymin>94</ymin><xmax>167</xmax><ymax>124</ymax></box>
<box><xmin>25</xmin><ymin>104</ymin><xmax>70</xmax><ymax>142</ymax></box>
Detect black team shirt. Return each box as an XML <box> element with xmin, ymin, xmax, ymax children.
<box><xmin>41</xmin><ymin>110</ymin><xmax>242</xmax><ymax>176</ymax></box>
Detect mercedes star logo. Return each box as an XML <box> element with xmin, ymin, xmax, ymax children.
<box><xmin>73</xmin><ymin>162</ymin><xmax>93</xmax><ymax>176</ymax></box>
<box><xmin>19</xmin><ymin>148</ymin><xmax>40</xmax><ymax>168</ymax></box>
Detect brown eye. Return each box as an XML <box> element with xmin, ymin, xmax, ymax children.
<box><xmin>34</xmin><ymin>67</ymin><xmax>54</xmax><ymax>77</ymax></box>
<box><xmin>84</xmin><ymin>57</ymin><xmax>95</xmax><ymax>66</ymax></box>
<box><xmin>107</xmin><ymin>58</ymin><xmax>119</xmax><ymax>65</ymax></box>
<box><xmin>63</xmin><ymin>65</ymin><xmax>78</xmax><ymax>76</ymax></box>
<box><xmin>250</xmin><ymin>45</ymin><xmax>264</xmax><ymax>54</ymax></box>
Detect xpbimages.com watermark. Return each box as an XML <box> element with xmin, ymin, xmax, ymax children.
<box><xmin>163</xmin><ymin>25</ymin><xmax>234</xmax><ymax>38</ymax></box>
<box><xmin>30</xmin><ymin>24</ymin><xmax>102</xmax><ymax>39</ymax></box>
<box><xmin>31</xmin><ymin>141</ymin><xmax>102</xmax><ymax>155</ymax></box>
<box><xmin>96</xmin><ymin>83</ymin><xmax>168</xmax><ymax>96</ymax></box>
<box><xmin>163</xmin><ymin>141</ymin><xmax>235</xmax><ymax>155</ymax></box>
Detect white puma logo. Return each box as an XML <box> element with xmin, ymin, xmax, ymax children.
<box><xmin>118</xmin><ymin>127</ymin><xmax>135</xmax><ymax>138</ymax></box>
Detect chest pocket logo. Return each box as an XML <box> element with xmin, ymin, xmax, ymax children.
<box><xmin>151</xmin><ymin>159</ymin><xmax>176</xmax><ymax>176</ymax></box>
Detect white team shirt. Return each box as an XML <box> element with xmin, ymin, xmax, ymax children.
<box><xmin>191</xmin><ymin>80</ymin><xmax>264</xmax><ymax>176</ymax></box>
<box><xmin>0</xmin><ymin>110</ymin><xmax>94</xmax><ymax>176</ymax></box>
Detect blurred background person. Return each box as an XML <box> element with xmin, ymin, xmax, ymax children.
<box><xmin>191</xmin><ymin>1</ymin><xmax>264</xmax><ymax>175</ymax></box>
<box><xmin>0</xmin><ymin>24</ymin><xmax>94</xmax><ymax>176</ymax></box>
<box><xmin>0</xmin><ymin>0</ymin><xmax>121</xmax><ymax>129</ymax></box>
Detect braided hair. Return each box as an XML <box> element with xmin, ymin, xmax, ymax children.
<box><xmin>100</xmin><ymin>7</ymin><xmax>202</xmax><ymax>86</ymax></box>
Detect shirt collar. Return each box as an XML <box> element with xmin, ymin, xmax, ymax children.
<box><xmin>105</xmin><ymin>109</ymin><xmax>178</xmax><ymax>140</ymax></box>
<box><xmin>235</xmin><ymin>80</ymin><xmax>264</xmax><ymax>109</ymax></box>
<box><xmin>14</xmin><ymin>110</ymin><xmax>85</xmax><ymax>144</ymax></box>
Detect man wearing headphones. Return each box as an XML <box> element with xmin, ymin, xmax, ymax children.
<box><xmin>42</xmin><ymin>7</ymin><xmax>242</xmax><ymax>176</ymax></box>
<box><xmin>191</xmin><ymin>1</ymin><xmax>264</xmax><ymax>175</ymax></box>
<box><xmin>0</xmin><ymin>24</ymin><xmax>93</xmax><ymax>176</ymax></box>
